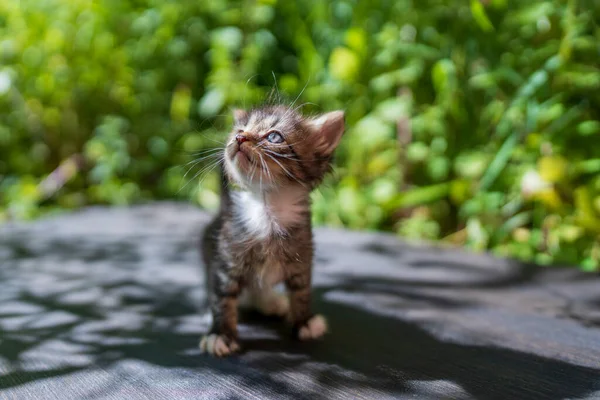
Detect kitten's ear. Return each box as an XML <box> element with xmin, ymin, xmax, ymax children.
<box><xmin>232</xmin><ymin>108</ymin><xmax>248</xmax><ymax>125</ymax></box>
<box><xmin>307</xmin><ymin>111</ymin><xmax>345</xmax><ymax>156</ymax></box>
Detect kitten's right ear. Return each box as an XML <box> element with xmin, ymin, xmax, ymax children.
<box><xmin>306</xmin><ymin>111</ymin><xmax>345</xmax><ymax>156</ymax></box>
<box><xmin>233</xmin><ymin>109</ymin><xmax>248</xmax><ymax>125</ymax></box>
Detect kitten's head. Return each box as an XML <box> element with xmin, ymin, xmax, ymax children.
<box><xmin>224</xmin><ymin>105</ymin><xmax>345</xmax><ymax>191</ymax></box>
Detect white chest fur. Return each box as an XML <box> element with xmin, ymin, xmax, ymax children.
<box><xmin>231</xmin><ymin>187</ymin><xmax>308</xmax><ymax>240</ymax></box>
<box><xmin>232</xmin><ymin>191</ymin><xmax>276</xmax><ymax>240</ymax></box>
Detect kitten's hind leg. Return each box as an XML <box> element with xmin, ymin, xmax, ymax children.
<box><xmin>285</xmin><ymin>269</ymin><xmax>328</xmax><ymax>341</ymax></box>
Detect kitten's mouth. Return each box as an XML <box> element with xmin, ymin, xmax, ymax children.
<box><xmin>236</xmin><ymin>149</ymin><xmax>249</xmax><ymax>160</ymax></box>
<box><xmin>234</xmin><ymin>149</ymin><xmax>252</xmax><ymax>167</ymax></box>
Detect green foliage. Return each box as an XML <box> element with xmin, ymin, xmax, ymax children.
<box><xmin>1</xmin><ymin>0</ymin><xmax>599</xmax><ymax>269</ymax></box>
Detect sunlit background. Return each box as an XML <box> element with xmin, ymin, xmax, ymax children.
<box><xmin>1</xmin><ymin>0</ymin><xmax>599</xmax><ymax>269</ymax></box>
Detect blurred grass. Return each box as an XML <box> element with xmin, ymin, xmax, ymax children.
<box><xmin>0</xmin><ymin>0</ymin><xmax>599</xmax><ymax>269</ymax></box>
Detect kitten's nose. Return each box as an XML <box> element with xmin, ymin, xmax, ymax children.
<box><xmin>236</xmin><ymin>134</ymin><xmax>248</xmax><ymax>145</ymax></box>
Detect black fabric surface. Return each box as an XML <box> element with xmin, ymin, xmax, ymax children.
<box><xmin>0</xmin><ymin>203</ymin><xmax>599</xmax><ymax>399</ymax></box>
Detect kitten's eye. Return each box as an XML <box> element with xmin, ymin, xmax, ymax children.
<box><xmin>266</xmin><ymin>131</ymin><xmax>284</xmax><ymax>144</ymax></box>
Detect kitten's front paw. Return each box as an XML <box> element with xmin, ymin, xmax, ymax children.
<box><xmin>199</xmin><ymin>334</ymin><xmax>240</xmax><ymax>357</ymax></box>
<box><xmin>297</xmin><ymin>314</ymin><xmax>328</xmax><ymax>341</ymax></box>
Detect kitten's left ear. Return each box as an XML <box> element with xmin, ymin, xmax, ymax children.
<box><xmin>307</xmin><ymin>111</ymin><xmax>345</xmax><ymax>156</ymax></box>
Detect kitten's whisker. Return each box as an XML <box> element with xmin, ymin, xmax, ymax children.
<box><xmin>173</xmin><ymin>158</ymin><xmax>201</xmax><ymax>173</ymax></box>
<box><xmin>202</xmin><ymin>136</ymin><xmax>227</xmax><ymax>146</ymax></box>
<box><xmin>265</xmin><ymin>148</ymin><xmax>325</xmax><ymax>162</ymax></box>
<box><xmin>268</xmin><ymin>134</ymin><xmax>312</xmax><ymax>148</ymax></box>
<box><xmin>290</xmin><ymin>101</ymin><xmax>316</xmax><ymax>115</ymax></box>
<box><xmin>259</xmin><ymin>156</ymin><xmax>264</xmax><ymax>193</ymax></box>
<box><xmin>249</xmin><ymin>154</ymin><xmax>258</xmax><ymax>182</ymax></box>
<box><xmin>285</xmin><ymin>76</ymin><xmax>311</xmax><ymax>119</ymax></box>
<box><xmin>261</xmin><ymin>152</ymin><xmax>273</xmax><ymax>181</ymax></box>
<box><xmin>178</xmin><ymin>147</ymin><xmax>223</xmax><ymax>157</ymax></box>
<box><xmin>180</xmin><ymin>159</ymin><xmax>204</xmax><ymax>180</ymax></box>
<box><xmin>190</xmin><ymin>148</ymin><xmax>223</xmax><ymax>155</ymax></box>
<box><xmin>258</xmin><ymin>153</ymin><xmax>267</xmax><ymax>178</ymax></box>
<box><xmin>192</xmin><ymin>114</ymin><xmax>229</xmax><ymax>132</ymax></box>
<box><xmin>195</xmin><ymin>158</ymin><xmax>224</xmax><ymax>190</ymax></box>
<box><xmin>265</xmin><ymin>158</ymin><xmax>274</xmax><ymax>183</ymax></box>
<box><xmin>258</xmin><ymin>153</ymin><xmax>271</xmax><ymax>189</ymax></box>
<box><xmin>265</xmin><ymin>152</ymin><xmax>306</xmax><ymax>188</ymax></box>
<box><xmin>181</xmin><ymin>150</ymin><xmax>223</xmax><ymax>167</ymax></box>
<box><xmin>261</xmin><ymin>148</ymin><xmax>301</xmax><ymax>162</ymax></box>
<box><xmin>257</xmin><ymin>141</ymin><xmax>318</xmax><ymax>162</ymax></box>
<box><xmin>177</xmin><ymin>156</ymin><xmax>224</xmax><ymax>194</ymax></box>
<box><xmin>187</xmin><ymin>157</ymin><xmax>223</xmax><ymax>187</ymax></box>
<box><xmin>176</xmin><ymin>152</ymin><xmax>223</xmax><ymax>188</ymax></box>
<box><xmin>180</xmin><ymin>152</ymin><xmax>224</xmax><ymax>178</ymax></box>
<box><xmin>244</xmin><ymin>73</ymin><xmax>261</xmax><ymax>110</ymax></box>
<box><xmin>271</xmin><ymin>71</ymin><xmax>281</xmax><ymax>103</ymax></box>
<box><xmin>258</xmin><ymin>141</ymin><xmax>327</xmax><ymax>162</ymax></box>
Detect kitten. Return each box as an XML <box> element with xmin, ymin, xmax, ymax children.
<box><xmin>199</xmin><ymin>105</ymin><xmax>345</xmax><ymax>357</ymax></box>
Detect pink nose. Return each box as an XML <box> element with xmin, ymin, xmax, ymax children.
<box><xmin>236</xmin><ymin>134</ymin><xmax>248</xmax><ymax>144</ymax></box>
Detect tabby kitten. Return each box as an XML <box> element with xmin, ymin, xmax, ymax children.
<box><xmin>199</xmin><ymin>105</ymin><xmax>345</xmax><ymax>356</ymax></box>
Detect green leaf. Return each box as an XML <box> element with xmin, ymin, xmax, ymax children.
<box><xmin>385</xmin><ymin>182</ymin><xmax>451</xmax><ymax>211</ymax></box>
<box><xmin>329</xmin><ymin>47</ymin><xmax>360</xmax><ymax>82</ymax></box>
<box><xmin>480</xmin><ymin>131</ymin><xmax>520</xmax><ymax>189</ymax></box>
<box><xmin>197</xmin><ymin>89</ymin><xmax>225</xmax><ymax>118</ymax></box>
<box><xmin>470</xmin><ymin>0</ymin><xmax>494</xmax><ymax>32</ymax></box>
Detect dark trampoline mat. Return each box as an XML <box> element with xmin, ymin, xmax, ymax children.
<box><xmin>1</xmin><ymin>203</ymin><xmax>599</xmax><ymax>399</ymax></box>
